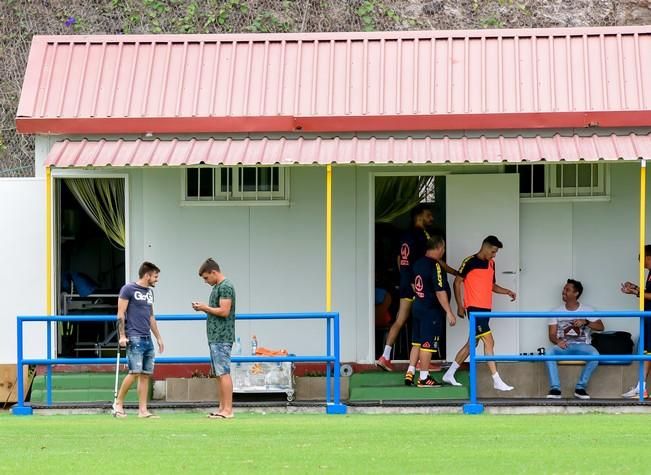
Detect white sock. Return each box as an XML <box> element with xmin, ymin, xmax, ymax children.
<box><xmin>492</xmin><ymin>372</ymin><xmax>502</xmax><ymax>382</ymax></box>
<box><xmin>407</xmin><ymin>365</ymin><xmax>416</xmax><ymax>374</ymax></box>
<box><xmin>382</xmin><ymin>345</ymin><xmax>392</xmax><ymax>360</ymax></box>
<box><xmin>446</xmin><ymin>361</ymin><xmax>460</xmax><ymax>376</ymax></box>
<box><xmin>419</xmin><ymin>370</ymin><xmax>429</xmax><ymax>380</ymax></box>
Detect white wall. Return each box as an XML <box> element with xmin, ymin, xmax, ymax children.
<box><xmin>0</xmin><ymin>178</ymin><xmax>47</xmax><ymax>363</ymax></box>
<box><xmin>519</xmin><ymin>162</ymin><xmax>646</xmax><ymax>352</ymax></box>
<box><xmin>130</xmin><ymin>166</ymin><xmax>365</xmax><ymax>361</ymax></box>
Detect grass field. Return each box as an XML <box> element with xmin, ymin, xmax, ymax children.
<box><xmin>1</xmin><ymin>412</ymin><xmax>650</xmax><ymax>474</ymax></box>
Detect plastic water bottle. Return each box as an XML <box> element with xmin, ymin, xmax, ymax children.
<box><xmin>250</xmin><ymin>335</ymin><xmax>258</xmax><ymax>355</ymax></box>
<box><xmin>233</xmin><ymin>337</ymin><xmax>242</xmax><ymax>367</ymax></box>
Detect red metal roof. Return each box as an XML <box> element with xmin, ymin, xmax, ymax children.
<box><xmin>45</xmin><ymin>134</ymin><xmax>651</xmax><ymax>167</ymax></box>
<box><xmin>18</xmin><ymin>26</ymin><xmax>651</xmax><ymax>135</ymax></box>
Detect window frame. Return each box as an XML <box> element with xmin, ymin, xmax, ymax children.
<box><xmin>182</xmin><ymin>166</ymin><xmax>290</xmax><ymax>206</ymax></box>
<box><xmin>507</xmin><ymin>162</ymin><xmax>610</xmax><ymax>202</ymax></box>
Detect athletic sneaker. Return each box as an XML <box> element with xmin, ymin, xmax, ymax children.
<box><xmin>376</xmin><ymin>356</ymin><xmax>394</xmax><ymax>372</ymax></box>
<box><xmin>622</xmin><ymin>384</ymin><xmax>648</xmax><ymax>398</ymax></box>
<box><xmin>417</xmin><ymin>376</ymin><xmax>442</xmax><ymax>388</ymax></box>
<box><xmin>404</xmin><ymin>371</ymin><xmax>414</xmax><ymax>386</ymax></box>
<box><xmin>574</xmin><ymin>388</ymin><xmax>590</xmax><ymax>400</ymax></box>
<box><xmin>546</xmin><ymin>388</ymin><xmax>561</xmax><ymax>399</ymax></box>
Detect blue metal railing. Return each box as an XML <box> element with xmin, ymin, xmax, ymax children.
<box><xmin>12</xmin><ymin>312</ymin><xmax>347</xmax><ymax>416</ymax></box>
<box><xmin>464</xmin><ymin>311</ymin><xmax>651</xmax><ymax>414</ymax></box>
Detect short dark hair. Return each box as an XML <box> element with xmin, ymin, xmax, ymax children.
<box><xmin>482</xmin><ymin>235</ymin><xmax>503</xmax><ymax>249</ymax></box>
<box><xmin>411</xmin><ymin>204</ymin><xmax>432</xmax><ymax>222</ymax></box>
<box><xmin>425</xmin><ymin>235</ymin><xmax>445</xmax><ymax>251</ymax></box>
<box><xmin>645</xmin><ymin>245</ymin><xmax>651</xmax><ymax>258</ymax></box>
<box><xmin>198</xmin><ymin>258</ymin><xmax>220</xmax><ymax>275</ymax></box>
<box><xmin>138</xmin><ymin>261</ymin><xmax>160</xmax><ymax>278</ymax></box>
<box><xmin>566</xmin><ymin>278</ymin><xmax>584</xmax><ymax>298</ymax></box>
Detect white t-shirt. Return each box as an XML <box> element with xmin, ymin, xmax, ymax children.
<box><xmin>548</xmin><ymin>303</ymin><xmax>597</xmax><ymax>345</ymax></box>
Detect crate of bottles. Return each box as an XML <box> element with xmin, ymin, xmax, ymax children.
<box><xmin>232</xmin><ymin>361</ymin><xmax>294</xmax><ymax>401</ymax></box>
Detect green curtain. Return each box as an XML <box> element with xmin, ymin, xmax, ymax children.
<box><xmin>375</xmin><ymin>176</ymin><xmax>434</xmax><ymax>223</ymax></box>
<box><xmin>64</xmin><ymin>178</ymin><xmax>126</xmax><ymax>249</ymax></box>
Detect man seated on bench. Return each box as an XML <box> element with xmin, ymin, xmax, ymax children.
<box><xmin>546</xmin><ymin>279</ymin><xmax>604</xmax><ymax>400</ymax></box>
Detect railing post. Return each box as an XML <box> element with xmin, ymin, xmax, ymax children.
<box><xmin>326</xmin><ymin>312</ymin><xmax>346</xmax><ymax>414</ymax></box>
<box><xmin>12</xmin><ymin>317</ymin><xmax>32</xmax><ymax>415</ymax></box>
<box><xmin>46</xmin><ymin>320</ymin><xmax>53</xmax><ymax>406</ymax></box>
<box><xmin>463</xmin><ymin>311</ymin><xmax>484</xmax><ymax>415</ymax></box>
<box><xmin>639</xmin><ymin>313</ymin><xmax>646</xmax><ymax>403</ymax></box>
<box><xmin>326</xmin><ymin>315</ymin><xmax>331</xmax><ymax>405</ymax></box>
<box><xmin>14</xmin><ymin>312</ymin><xmax>348</xmax><ymax>415</ymax></box>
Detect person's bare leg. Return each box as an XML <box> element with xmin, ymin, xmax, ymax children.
<box><xmin>137</xmin><ymin>374</ymin><xmax>151</xmax><ymax>415</ymax></box>
<box><xmin>386</xmin><ymin>299</ymin><xmax>413</xmax><ymax>346</ymax></box>
<box><xmin>377</xmin><ymin>299</ymin><xmax>413</xmax><ymax>371</ymax></box>
<box><xmin>482</xmin><ymin>333</ymin><xmax>513</xmax><ymax>391</ymax></box>
<box><xmin>215</xmin><ymin>376</ymin><xmax>223</xmax><ymax>413</ymax></box>
<box><xmin>418</xmin><ymin>349</ymin><xmax>433</xmax><ymax>378</ymax></box>
<box><xmin>442</xmin><ymin>340</ymin><xmax>471</xmax><ymax>386</ymax></box>
<box><xmin>218</xmin><ymin>374</ymin><xmax>233</xmax><ymax>417</ymax></box>
<box><xmin>114</xmin><ymin>373</ymin><xmax>136</xmax><ymax>413</ymax></box>
<box><xmin>408</xmin><ymin>345</ymin><xmax>420</xmax><ymax>369</ymax></box>
<box><xmin>482</xmin><ymin>334</ymin><xmax>498</xmax><ymax>376</ymax></box>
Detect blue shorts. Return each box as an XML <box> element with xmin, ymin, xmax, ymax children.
<box><xmin>411</xmin><ymin>305</ymin><xmax>443</xmax><ymax>356</ymax></box>
<box><xmin>126</xmin><ymin>336</ymin><xmax>155</xmax><ymax>375</ymax></box>
<box><xmin>209</xmin><ymin>343</ymin><xmax>233</xmax><ymax>376</ymax></box>
<box><xmin>467</xmin><ymin>307</ymin><xmax>491</xmax><ymax>338</ymax></box>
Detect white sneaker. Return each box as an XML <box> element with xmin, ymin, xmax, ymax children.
<box><xmin>622</xmin><ymin>384</ymin><xmax>647</xmax><ymax>398</ymax></box>
<box><xmin>442</xmin><ymin>373</ymin><xmax>462</xmax><ymax>386</ymax></box>
<box><xmin>493</xmin><ymin>379</ymin><xmax>514</xmax><ymax>392</ymax></box>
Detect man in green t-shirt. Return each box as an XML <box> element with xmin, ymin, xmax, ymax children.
<box><xmin>192</xmin><ymin>258</ymin><xmax>236</xmax><ymax>419</ymax></box>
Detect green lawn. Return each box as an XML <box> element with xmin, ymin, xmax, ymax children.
<box><xmin>0</xmin><ymin>412</ymin><xmax>649</xmax><ymax>474</ymax></box>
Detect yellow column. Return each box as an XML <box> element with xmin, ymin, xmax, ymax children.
<box><xmin>641</xmin><ymin>160</ymin><xmax>647</xmax><ymax>312</ymax></box>
<box><xmin>46</xmin><ymin>166</ymin><xmax>52</xmax><ymax>315</ymax></box>
<box><xmin>326</xmin><ymin>165</ymin><xmax>332</xmax><ymax>312</ymax></box>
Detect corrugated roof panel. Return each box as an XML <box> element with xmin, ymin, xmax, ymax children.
<box><xmin>45</xmin><ymin>134</ymin><xmax>651</xmax><ymax>168</ymax></box>
<box><xmin>17</xmin><ymin>27</ymin><xmax>651</xmax><ymax>134</ymax></box>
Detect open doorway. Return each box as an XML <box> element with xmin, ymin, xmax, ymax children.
<box><xmin>374</xmin><ymin>174</ymin><xmax>447</xmax><ymax>361</ymax></box>
<box><xmin>55</xmin><ymin>177</ymin><xmax>127</xmax><ymax>357</ymax></box>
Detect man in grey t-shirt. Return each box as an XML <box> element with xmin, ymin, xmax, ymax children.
<box><xmin>113</xmin><ymin>262</ymin><xmax>164</xmax><ymax>418</ymax></box>
<box><xmin>546</xmin><ymin>279</ymin><xmax>604</xmax><ymax>400</ymax></box>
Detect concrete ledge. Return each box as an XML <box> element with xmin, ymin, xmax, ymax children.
<box><xmin>294</xmin><ymin>377</ymin><xmax>349</xmax><ymax>401</ymax></box>
<box><xmin>476</xmin><ymin>362</ymin><xmax>641</xmax><ymax>398</ymax></box>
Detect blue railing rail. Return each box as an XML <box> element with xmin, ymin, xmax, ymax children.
<box><xmin>464</xmin><ymin>310</ymin><xmax>651</xmax><ymax>414</ymax></box>
<box><xmin>12</xmin><ymin>312</ymin><xmax>347</xmax><ymax>416</ymax></box>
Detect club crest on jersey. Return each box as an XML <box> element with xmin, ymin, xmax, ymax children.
<box><xmin>400</xmin><ymin>243</ymin><xmax>410</xmax><ymax>266</ymax></box>
<box><xmin>414</xmin><ymin>275</ymin><xmax>425</xmax><ymax>298</ymax></box>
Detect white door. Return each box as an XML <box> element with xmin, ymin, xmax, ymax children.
<box><xmin>445</xmin><ymin>174</ymin><xmax>519</xmax><ymax>359</ymax></box>
<box><xmin>0</xmin><ymin>178</ymin><xmax>47</xmax><ymax>364</ymax></box>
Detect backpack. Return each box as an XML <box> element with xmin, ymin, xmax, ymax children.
<box><xmin>591</xmin><ymin>331</ymin><xmax>634</xmax><ymax>357</ymax></box>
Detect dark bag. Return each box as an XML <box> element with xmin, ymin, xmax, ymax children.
<box><xmin>591</xmin><ymin>331</ymin><xmax>634</xmax><ymax>356</ymax></box>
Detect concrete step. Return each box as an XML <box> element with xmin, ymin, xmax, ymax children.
<box><xmin>32</xmin><ymin>373</ymin><xmax>121</xmax><ymax>390</ymax></box>
<box><xmin>30</xmin><ymin>373</ymin><xmax>145</xmax><ymax>403</ymax></box>
<box><xmin>30</xmin><ymin>388</ymin><xmax>139</xmax><ymax>403</ymax></box>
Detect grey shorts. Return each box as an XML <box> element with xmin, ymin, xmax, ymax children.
<box><xmin>126</xmin><ymin>336</ymin><xmax>155</xmax><ymax>375</ymax></box>
<box><xmin>209</xmin><ymin>343</ymin><xmax>233</xmax><ymax>377</ymax></box>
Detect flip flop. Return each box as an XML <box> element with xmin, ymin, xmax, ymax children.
<box><xmin>138</xmin><ymin>413</ymin><xmax>160</xmax><ymax>419</ymax></box>
<box><xmin>208</xmin><ymin>412</ymin><xmax>234</xmax><ymax>419</ymax></box>
<box><xmin>111</xmin><ymin>404</ymin><xmax>127</xmax><ymax>418</ymax></box>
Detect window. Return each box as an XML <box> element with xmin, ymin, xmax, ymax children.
<box><xmin>505</xmin><ymin>163</ymin><xmax>609</xmax><ymax>200</ymax></box>
<box><xmin>184</xmin><ymin>166</ymin><xmax>288</xmax><ymax>203</ymax></box>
